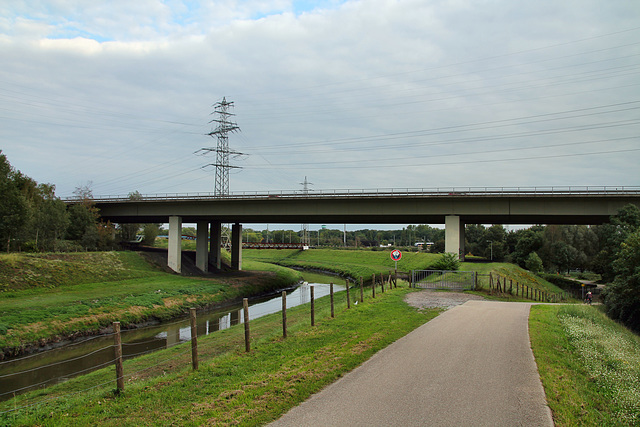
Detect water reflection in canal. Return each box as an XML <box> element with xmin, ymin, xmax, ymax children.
<box><xmin>0</xmin><ymin>282</ymin><xmax>344</xmax><ymax>401</ymax></box>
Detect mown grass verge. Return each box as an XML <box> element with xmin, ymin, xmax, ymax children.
<box><xmin>530</xmin><ymin>304</ymin><xmax>640</xmax><ymax>426</ymax></box>
<box><xmin>0</xmin><ymin>252</ymin><xmax>301</xmax><ymax>357</ymax></box>
<box><xmin>0</xmin><ymin>286</ymin><xmax>439</xmax><ymax>426</ymax></box>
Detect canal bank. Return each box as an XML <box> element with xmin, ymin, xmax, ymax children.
<box><xmin>1</xmin><ymin>279</ymin><xmax>344</xmax><ymax>401</ymax></box>
<box><xmin>0</xmin><ymin>254</ymin><xmax>303</xmax><ymax>360</ymax></box>
<box><xmin>1</xmin><ymin>285</ymin><xmax>437</xmax><ymax>425</ymax></box>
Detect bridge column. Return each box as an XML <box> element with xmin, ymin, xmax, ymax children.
<box><xmin>445</xmin><ymin>215</ymin><xmax>465</xmax><ymax>260</ymax></box>
<box><xmin>210</xmin><ymin>221</ymin><xmax>222</xmax><ymax>270</ymax></box>
<box><xmin>168</xmin><ymin>215</ymin><xmax>182</xmax><ymax>273</ymax></box>
<box><xmin>196</xmin><ymin>221</ymin><xmax>209</xmax><ymax>272</ymax></box>
<box><xmin>231</xmin><ymin>223</ymin><xmax>242</xmax><ymax>270</ymax></box>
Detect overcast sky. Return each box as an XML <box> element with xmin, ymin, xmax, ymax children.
<box><xmin>1</xmin><ymin>0</ymin><xmax>639</xmax><ymax>209</ymax></box>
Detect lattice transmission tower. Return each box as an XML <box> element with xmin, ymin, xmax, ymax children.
<box><xmin>199</xmin><ymin>97</ymin><xmax>241</xmax><ymax>196</ymax></box>
<box><xmin>196</xmin><ymin>98</ymin><xmax>241</xmax><ymax>249</ymax></box>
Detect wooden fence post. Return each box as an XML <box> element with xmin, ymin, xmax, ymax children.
<box><xmin>380</xmin><ymin>273</ymin><xmax>385</xmax><ymax>293</ymax></box>
<box><xmin>372</xmin><ymin>274</ymin><xmax>376</xmax><ymax>298</ymax></box>
<box><xmin>243</xmin><ymin>298</ymin><xmax>250</xmax><ymax>352</ymax></box>
<box><xmin>282</xmin><ymin>291</ymin><xmax>287</xmax><ymax>338</ymax></box>
<box><xmin>394</xmin><ymin>268</ymin><xmax>398</xmax><ymax>288</ymax></box>
<box><xmin>359</xmin><ymin>276</ymin><xmax>364</xmax><ymax>303</ymax></box>
<box><xmin>113</xmin><ymin>322</ymin><xmax>124</xmax><ymax>393</ymax></box>
<box><xmin>190</xmin><ymin>308</ymin><xmax>198</xmax><ymax>370</ymax></box>
<box><xmin>509</xmin><ymin>279</ymin><xmax>513</xmax><ymax>295</ymax></box>
<box><xmin>330</xmin><ymin>283</ymin><xmax>335</xmax><ymax>318</ymax></box>
<box><xmin>346</xmin><ymin>279</ymin><xmax>351</xmax><ymax>309</ymax></box>
<box><xmin>311</xmin><ymin>286</ymin><xmax>315</xmax><ymax>326</ymax></box>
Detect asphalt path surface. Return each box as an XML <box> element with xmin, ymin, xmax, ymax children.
<box><xmin>270</xmin><ymin>300</ymin><xmax>553</xmax><ymax>427</ymax></box>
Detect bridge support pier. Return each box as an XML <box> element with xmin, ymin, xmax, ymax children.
<box><xmin>445</xmin><ymin>215</ymin><xmax>465</xmax><ymax>261</ymax></box>
<box><xmin>231</xmin><ymin>223</ymin><xmax>243</xmax><ymax>270</ymax></box>
<box><xmin>168</xmin><ymin>216</ymin><xmax>182</xmax><ymax>273</ymax></box>
<box><xmin>196</xmin><ymin>221</ymin><xmax>209</xmax><ymax>272</ymax></box>
<box><xmin>210</xmin><ymin>221</ymin><xmax>222</xmax><ymax>270</ymax></box>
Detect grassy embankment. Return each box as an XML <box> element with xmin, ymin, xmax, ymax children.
<box><xmin>0</xmin><ymin>284</ymin><xmax>439</xmax><ymax>426</ymax></box>
<box><xmin>530</xmin><ymin>304</ymin><xmax>640</xmax><ymax>426</ymax></box>
<box><xmin>0</xmin><ymin>251</ymin><xmax>301</xmax><ymax>357</ymax></box>
<box><xmin>243</xmin><ymin>248</ymin><xmax>565</xmax><ymax>300</ymax></box>
<box><xmin>2</xmin><ymin>248</ymin><xmax>637</xmax><ymax>425</ymax></box>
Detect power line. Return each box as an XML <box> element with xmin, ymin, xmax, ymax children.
<box><xmin>247</xmin><ymin>146</ymin><xmax>640</xmax><ymax>170</ymax></box>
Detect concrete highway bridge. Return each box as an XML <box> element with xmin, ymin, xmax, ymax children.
<box><xmin>85</xmin><ymin>186</ymin><xmax>640</xmax><ymax>273</ymax></box>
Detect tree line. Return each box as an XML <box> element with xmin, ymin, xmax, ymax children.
<box><xmin>0</xmin><ymin>151</ymin><xmax>156</xmax><ymax>252</ymax></box>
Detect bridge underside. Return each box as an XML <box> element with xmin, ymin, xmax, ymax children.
<box><xmin>93</xmin><ymin>194</ymin><xmax>639</xmax><ymax>273</ymax></box>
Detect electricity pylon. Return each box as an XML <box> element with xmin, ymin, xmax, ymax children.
<box><xmin>197</xmin><ymin>97</ymin><xmax>242</xmax><ymax>248</ymax></box>
<box><xmin>199</xmin><ymin>97</ymin><xmax>241</xmax><ymax>196</ymax></box>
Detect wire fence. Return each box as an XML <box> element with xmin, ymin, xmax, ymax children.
<box><xmin>0</xmin><ymin>278</ymin><xmax>382</xmax><ymax>415</ymax></box>
<box><xmin>0</xmin><ymin>270</ymin><xmax>565</xmax><ymax>418</ymax></box>
<box><xmin>479</xmin><ymin>272</ymin><xmax>570</xmax><ymax>302</ymax></box>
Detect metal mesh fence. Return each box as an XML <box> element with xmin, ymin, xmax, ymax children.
<box><xmin>412</xmin><ymin>270</ymin><xmax>476</xmax><ymax>291</ymax></box>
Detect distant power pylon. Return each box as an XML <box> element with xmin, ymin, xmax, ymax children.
<box><xmin>198</xmin><ymin>97</ymin><xmax>242</xmax><ymax>196</ymax></box>
<box><xmin>300</xmin><ymin>176</ymin><xmax>313</xmax><ymax>246</ymax></box>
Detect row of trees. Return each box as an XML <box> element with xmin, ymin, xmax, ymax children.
<box><xmin>1</xmin><ymin>151</ymin><xmax>133</xmax><ymax>252</ymax></box>
<box><xmin>232</xmin><ymin>219</ymin><xmax>630</xmax><ymax>278</ymax></box>
<box><xmin>599</xmin><ymin>205</ymin><xmax>640</xmax><ymax>332</ymax></box>
<box><xmin>462</xmin><ymin>207</ymin><xmax>640</xmax><ymax>280</ymax></box>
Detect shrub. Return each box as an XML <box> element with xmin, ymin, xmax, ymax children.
<box><xmin>525</xmin><ymin>252</ymin><xmax>543</xmax><ymax>273</ymax></box>
<box><xmin>431</xmin><ymin>252</ymin><xmax>460</xmax><ymax>271</ymax></box>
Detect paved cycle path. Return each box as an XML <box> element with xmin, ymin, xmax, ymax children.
<box><xmin>270</xmin><ymin>301</ymin><xmax>553</xmax><ymax>427</ymax></box>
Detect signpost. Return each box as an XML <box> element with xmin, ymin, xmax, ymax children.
<box><xmin>390</xmin><ymin>249</ymin><xmax>402</xmax><ymax>270</ymax></box>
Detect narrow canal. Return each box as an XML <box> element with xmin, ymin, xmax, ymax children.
<box><xmin>0</xmin><ymin>281</ymin><xmax>344</xmax><ymax>401</ymax></box>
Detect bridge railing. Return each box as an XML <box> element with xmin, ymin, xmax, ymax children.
<box><xmin>68</xmin><ymin>186</ymin><xmax>640</xmax><ymax>203</ymax></box>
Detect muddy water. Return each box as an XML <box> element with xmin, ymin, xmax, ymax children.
<box><xmin>0</xmin><ymin>282</ymin><xmax>344</xmax><ymax>401</ymax></box>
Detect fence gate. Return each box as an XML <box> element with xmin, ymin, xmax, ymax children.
<box><xmin>411</xmin><ymin>270</ymin><xmax>476</xmax><ymax>291</ymax></box>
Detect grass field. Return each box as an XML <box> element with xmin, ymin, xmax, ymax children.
<box><xmin>0</xmin><ymin>252</ymin><xmax>301</xmax><ymax>356</ymax></box>
<box><xmin>243</xmin><ymin>248</ymin><xmax>565</xmax><ymax>298</ymax></box>
<box><xmin>530</xmin><ymin>304</ymin><xmax>640</xmax><ymax>426</ymax></box>
<box><xmin>0</xmin><ymin>286</ymin><xmax>439</xmax><ymax>426</ymax></box>
<box><xmin>1</xmin><ymin>247</ymin><xmax>638</xmax><ymax>425</ymax></box>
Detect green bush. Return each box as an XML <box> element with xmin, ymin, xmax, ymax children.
<box><xmin>431</xmin><ymin>253</ymin><xmax>460</xmax><ymax>271</ymax></box>
<box><xmin>525</xmin><ymin>252</ymin><xmax>543</xmax><ymax>273</ymax></box>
